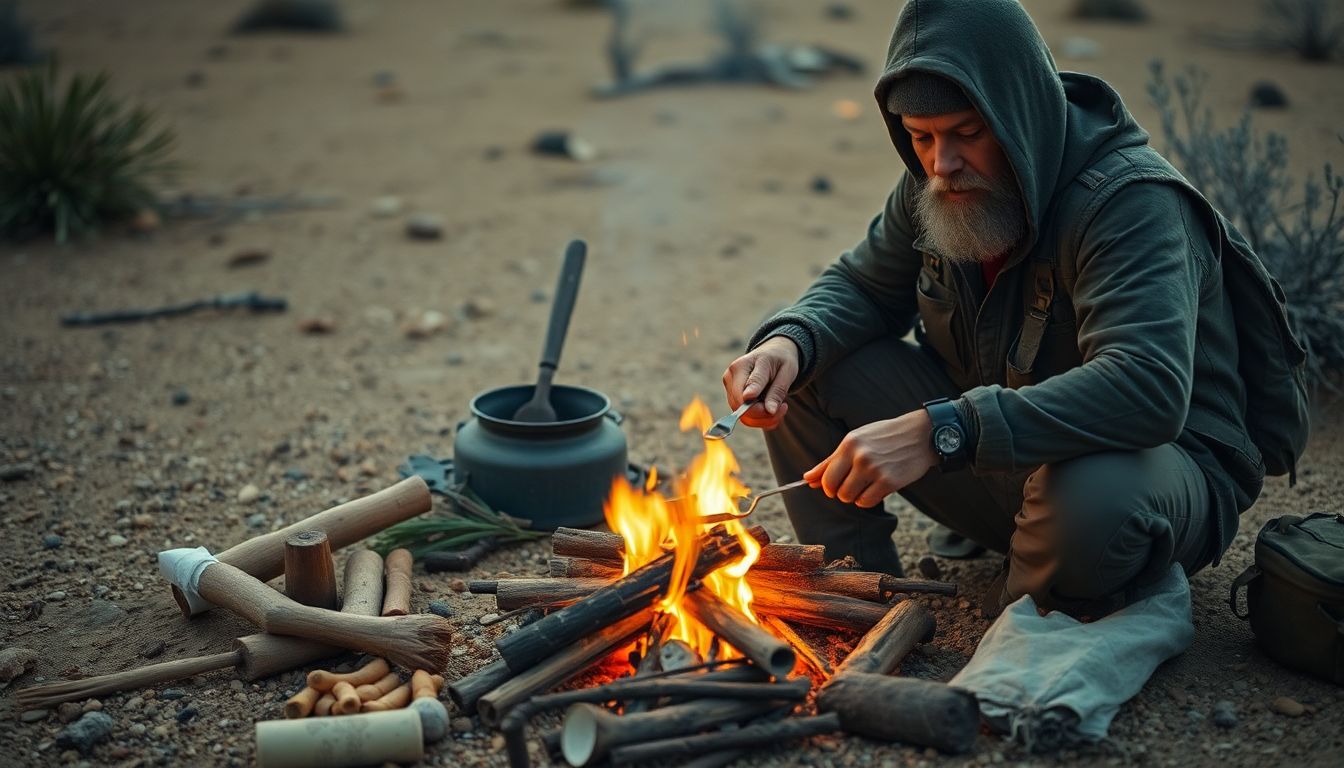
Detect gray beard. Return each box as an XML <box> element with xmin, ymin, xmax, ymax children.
<box><xmin>913</xmin><ymin>171</ymin><xmax>1028</xmax><ymax>263</ymax></box>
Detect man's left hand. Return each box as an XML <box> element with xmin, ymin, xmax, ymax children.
<box><xmin>804</xmin><ymin>409</ymin><xmax>939</xmax><ymax>508</ymax></box>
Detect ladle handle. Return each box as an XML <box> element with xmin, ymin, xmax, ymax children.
<box><xmin>541</xmin><ymin>240</ymin><xmax>587</xmax><ymax>370</ymax></box>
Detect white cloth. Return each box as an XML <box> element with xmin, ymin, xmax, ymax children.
<box><xmin>949</xmin><ymin>564</ymin><xmax>1194</xmax><ymax>752</ymax></box>
<box><xmin>157</xmin><ymin>546</ymin><xmax>219</xmax><ymax>616</ymax></box>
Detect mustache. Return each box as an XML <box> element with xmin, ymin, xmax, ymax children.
<box><xmin>925</xmin><ymin>172</ymin><xmax>994</xmax><ymax>194</ymax></box>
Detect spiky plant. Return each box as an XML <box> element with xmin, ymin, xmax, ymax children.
<box><xmin>1148</xmin><ymin>60</ymin><xmax>1344</xmax><ymax>394</ymax></box>
<box><xmin>0</xmin><ymin>64</ymin><xmax>175</xmax><ymax>243</ymax></box>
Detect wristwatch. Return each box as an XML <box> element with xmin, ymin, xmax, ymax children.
<box><xmin>922</xmin><ymin>397</ymin><xmax>968</xmax><ymax>471</ymax></box>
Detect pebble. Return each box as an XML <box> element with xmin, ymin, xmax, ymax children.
<box><xmin>237</xmin><ymin>483</ymin><xmax>261</xmax><ymax>504</ymax></box>
<box><xmin>1250</xmin><ymin>81</ymin><xmax>1288</xmax><ymax>109</ymax></box>
<box><xmin>450</xmin><ymin>716</ymin><xmax>473</xmax><ymax>734</ymax></box>
<box><xmin>297</xmin><ymin>316</ymin><xmax>337</xmax><ymax>334</ymax></box>
<box><xmin>810</xmin><ymin>175</ymin><xmax>833</xmax><ymax>194</ymax></box>
<box><xmin>19</xmin><ymin>708</ymin><xmax>49</xmax><ymax>723</ymax></box>
<box><xmin>461</xmin><ymin>298</ymin><xmax>495</xmax><ymax>320</ymax></box>
<box><xmin>428</xmin><ymin>600</ymin><xmax>454</xmax><ymax>618</ymax></box>
<box><xmin>42</xmin><ymin>533</ymin><xmax>63</xmax><ymax>549</ymax></box>
<box><xmin>246</xmin><ymin>512</ymin><xmax>269</xmax><ymax>529</ymax></box>
<box><xmin>58</xmin><ymin>702</ymin><xmax>84</xmax><ymax>723</ymax></box>
<box><xmin>410</xmin><ymin>697</ymin><xmax>449</xmax><ymax>742</ymax></box>
<box><xmin>448</xmin><ymin>579</ymin><xmax>468</xmax><ymax>593</ymax></box>
<box><xmin>56</xmin><ymin>712</ymin><xmax>115</xmax><ymax>754</ymax></box>
<box><xmin>1212</xmin><ymin>700</ymin><xmax>1237</xmax><ymax>728</ymax></box>
<box><xmin>45</xmin><ymin>590</ymin><xmax>67</xmax><ymax>601</ymax></box>
<box><xmin>402</xmin><ymin>309</ymin><xmax>449</xmax><ymax>339</ymax></box>
<box><xmin>405</xmin><ymin>213</ymin><xmax>444</xmax><ymax>240</ymax></box>
<box><xmin>107</xmin><ymin>534</ymin><xmax>128</xmax><ymax>547</ymax></box>
<box><xmin>81</xmin><ymin>700</ymin><xmax>102</xmax><ymax>713</ymax></box>
<box><xmin>132</xmin><ymin>514</ymin><xmax>154</xmax><ymax>529</ymax></box>
<box><xmin>479</xmin><ymin>613</ymin><xmax>499</xmax><ymax>625</ymax></box>
<box><xmin>370</xmin><ymin>196</ymin><xmax>403</xmax><ymax>218</ymax></box>
<box><xmin>171</xmin><ymin>389</ymin><xmax>191</xmax><ymax>406</ymax></box>
<box><xmin>283</xmin><ymin>468</ymin><xmax>308</xmax><ymax>482</ymax></box>
<box><xmin>160</xmin><ymin>688</ymin><xmax>186</xmax><ymax>700</ymax></box>
<box><xmin>916</xmin><ymin>555</ymin><xmax>942</xmax><ymax>580</ymax></box>
<box><xmin>1269</xmin><ymin>696</ymin><xmax>1305</xmax><ymax>717</ymax></box>
<box><xmin>175</xmin><ymin>706</ymin><xmax>198</xmax><ymax>723</ymax></box>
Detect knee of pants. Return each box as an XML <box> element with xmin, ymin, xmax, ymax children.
<box><xmin>1023</xmin><ymin>453</ymin><xmax>1175</xmax><ymax>601</ymax></box>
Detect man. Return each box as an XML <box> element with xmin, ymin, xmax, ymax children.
<box><xmin>722</xmin><ymin>0</ymin><xmax>1268</xmax><ymax>617</ymax></box>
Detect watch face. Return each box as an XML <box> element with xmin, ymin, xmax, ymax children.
<box><xmin>933</xmin><ymin>425</ymin><xmax>963</xmax><ymax>454</ymax></box>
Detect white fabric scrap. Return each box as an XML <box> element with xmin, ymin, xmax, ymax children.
<box><xmin>157</xmin><ymin>546</ymin><xmax>219</xmax><ymax>616</ymax></box>
<box><xmin>950</xmin><ymin>564</ymin><xmax>1194</xmax><ymax>752</ymax></box>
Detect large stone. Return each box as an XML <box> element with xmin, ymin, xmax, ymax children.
<box><xmin>56</xmin><ymin>711</ymin><xmax>116</xmax><ymax>754</ymax></box>
<box><xmin>0</xmin><ymin>646</ymin><xmax>38</xmax><ymax>683</ymax></box>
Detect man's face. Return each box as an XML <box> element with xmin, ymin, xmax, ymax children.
<box><xmin>901</xmin><ymin>109</ymin><xmax>1026</xmax><ymax>263</ymax></box>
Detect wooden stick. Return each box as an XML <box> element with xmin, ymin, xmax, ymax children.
<box><xmin>362</xmin><ymin>682</ymin><xmax>412</xmax><ymax>712</ymax></box>
<box><xmin>549</xmin><ymin>526</ymin><xmax>826</xmax><ymax>572</ymax></box>
<box><xmin>816</xmin><ymin>673</ymin><xmax>979</xmax><ymax>754</ymax></box>
<box><xmin>195</xmin><ymin>561</ymin><xmax>454</xmax><ymax>672</ymax></box>
<box><xmin>830</xmin><ymin>600</ymin><xmax>935</xmax><ymax>678</ymax></box>
<box><xmin>683</xmin><ymin>590</ymin><xmax>794</xmax><ymax>680</ymax></box>
<box><xmin>308</xmin><ymin>658</ymin><xmax>392</xmax><ymax>692</ymax></box>
<box><xmin>447</xmin><ymin>659</ymin><xmax>512</xmax><ymax>714</ymax></box>
<box><xmin>171</xmin><ymin>476</ymin><xmax>431</xmax><ymax>616</ymax></box>
<box><xmin>751</xmin><ymin>584</ymin><xmax>891</xmax><ymax>632</ymax></box>
<box><xmin>423</xmin><ymin>538</ymin><xmax>498</xmax><ymax>572</ymax></box>
<box><xmin>609</xmin><ymin>711</ymin><xmax>840</xmax><ymax>764</ymax></box>
<box><xmin>493</xmin><ymin>529</ymin><xmax>747</xmax><ymax>673</ymax></box>
<box><xmin>313</xmin><ymin>693</ymin><xmax>336</xmax><ymax>716</ymax></box>
<box><xmin>477</xmin><ymin>610</ymin><xmax>653</xmax><ymax>727</ymax></box>
<box><xmin>760</xmin><ymin>615</ymin><xmax>832</xmax><ymax>678</ymax></box>
<box><xmin>489</xmin><ymin>578</ymin><xmax>611</xmax><ymax>610</ymax></box>
<box><xmin>284</xmin><ymin>686</ymin><xmax>322</xmax><ymax>718</ymax></box>
<box><xmin>561</xmin><ymin>698</ymin><xmax>780</xmax><ymax>767</ymax></box>
<box><xmin>16</xmin><ymin>551</ymin><xmax>387</xmax><ymax>710</ymax></box>
<box><xmin>233</xmin><ymin>549</ymin><xmax>386</xmax><ymax>679</ymax></box>
<box><xmin>549</xmin><ymin>556</ymin><xmax>621</xmax><ymax>579</ymax></box>
<box><xmin>381</xmin><ymin>548</ymin><xmax>414</xmax><ymax>616</ymax></box>
<box><xmin>356</xmin><ymin>672</ymin><xmax>402</xmax><ymax>702</ymax></box>
<box><xmin>283</xmin><ymin>530</ymin><xmax>338</xmax><ymax>609</ymax></box>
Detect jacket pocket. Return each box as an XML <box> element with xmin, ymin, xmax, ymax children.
<box><xmin>1005</xmin><ymin>321</ymin><xmax>1081</xmax><ymax>389</ymax></box>
<box><xmin>916</xmin><ymin>270</ymin><xmax>968</xmax><ymax>377</ymax></box>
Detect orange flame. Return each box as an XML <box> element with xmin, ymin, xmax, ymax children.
<box><xmin>603</xmin><ymin>397</ymin><xmax>762</xmax><ymax>658</ymax></box>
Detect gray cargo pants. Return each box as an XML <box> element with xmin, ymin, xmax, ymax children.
<box><xmin>764</xmin><ymin>338</ymin><xmax>1216</xmax><ymax>614</ymax></box>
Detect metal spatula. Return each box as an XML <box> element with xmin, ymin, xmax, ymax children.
<box><xmin>703</xmin><ymin>398</ymin><xmax>758</xmax><ymax>440</ymax></box>
<box><xmin>513</xmin><ymin>240</ymin><xmax>587</xmax><ymax>423</ymax></box>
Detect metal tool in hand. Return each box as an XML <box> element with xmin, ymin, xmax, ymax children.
<box><xmin>703</xmin><ymin>398</ymin><xmax>759</xmax><ymax>441</ymax></box>
<box><xmin>696</xmin><ymin>479</ymin><xmax>813</xmax><ymax>524</ymax></box>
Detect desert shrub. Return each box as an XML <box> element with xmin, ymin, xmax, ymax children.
<box><xmin>0</xmin><ymin>0</ymin><xmax>41</xmax><ymax>64</ymax></box>
<box><xmin>1071</xmin><ymin>0</ymin><xmax>1147</xmax><ymax>22</ymax></box>
<box><xmin>0</xmin><ymin>64</ymin><xmax>175</xmax><ymax>243</ymax></box>
<box><xmin>232</xmin><ymin>0</ymin><xmax>343</xmax><ymax>34</ymax></box>
<box><xmin>1259</xmin><ymin>0</ymin><xmax>1343</xmax><ymax>62</ymax></box>
<box><xmin>1148</xmin><ymin>60</ymin><xmax>1344</xmax><ymax>394</ymax></box>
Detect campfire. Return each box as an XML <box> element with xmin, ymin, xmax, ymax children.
<box><xmin>452</xmin><ymin>400</ymin><xmax>980</xmax><ymax>766</ymax></box>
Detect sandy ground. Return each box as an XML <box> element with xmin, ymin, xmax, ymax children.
<box><xmin>2</xmin><ymin>0</ymin><xmax>1342</xmax><ymax>765</ymax></box>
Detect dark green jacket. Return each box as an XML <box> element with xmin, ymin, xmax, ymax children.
<box><xmin>750</xmin><ymin>0</ymin><xmax>1262</xmax><ymax>560</ymax></box>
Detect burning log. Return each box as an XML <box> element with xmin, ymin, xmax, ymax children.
<box><xmin>683</xmin><ymin>590</ymin><xmax>795</xmax><ymax>680</ymax></box>
<box><xmin>15</xmin><ymin>549</ymin><xmax>386</xmax><ymax>710</ymax></box>
<box><xmin>169</xmin><ymin>476</ymin><xmax>431</xmax><ymax>617</ymax></box>
<box><xmin>750</xmin><ymin>584</ymin><xmax>891</xmax><ymax>632</ymax></box>
<box><xmin>816</xmin><ymin>673</ymin><xmax>979</xmax><ymax>754</ymax></box>
<box><xmin>550</xmin><ymin>525</ymin><xmax>826</xmax><ymax>572</ymax></box>
<box><xmin>476</xmin><ymin>610</ymin><xmax>654</xmax><ymax>727</ymax></box>
<box><xmin>608</xmin><ymin>711</ymin><xmax>841</xmax><ymax>764</ymax></box>
<box><xmin>831</xmin><ymin>600</ymin><xmax>935</xmax><ymax>677</ymax></box>
<box><xmin>759</xmin><ymin>615</ymin><xmax>832</xmax><ymax>678</ymax></box>
<box><xmin>549</xmin><ymin>556</ymin><xmax>957</xmax><ymax>601</ymax></box>
<box><xmin>561</xmin><ymin>698</ymin><xmax>781</xmax><ymax>767</ymax></box>
<box><xmin>493</xmin><ymin>528</ymin><xmax>748</xmax><ymax>673</ymax></box>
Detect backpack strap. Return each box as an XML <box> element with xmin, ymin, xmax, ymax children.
<box><xmin>1012</xmin><ymin>259</ymin><xmax>1055</xmax><ymax>375</ymax></box>
<box><xmin>1228</xmin><ymin>564</ymin><xmax>1260</xmax><ymax>620</ymax></box>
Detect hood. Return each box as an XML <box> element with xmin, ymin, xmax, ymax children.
<box><xmin>875</xmin><ymin>0</ymin><xmax>1150</xmax><ymax>258</ymax></box>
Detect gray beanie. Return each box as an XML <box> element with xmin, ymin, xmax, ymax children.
<box><xmin>884</xmin><ymin>71</ymin><xmax>973</xmax><ymax>116</ymax></box>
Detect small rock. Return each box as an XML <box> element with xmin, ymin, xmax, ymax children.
<box><xmin>1269</xmin><ymin>696</ymin><xmax>1305</xmax><ymax>717</ymax></box>
<box><xmin>237</xmin><ymin>484</ymin><xmax>261</xmax><ymax>504</ymax></box>
<box><xmin>283</xmin><ymin>468</ymin><xmax>308</xmax><ymax>482</ymax></box>
<box><xmin>916</xmin><ymin>555</ymin><xmax>942</xmax><ymax>580</ymax></box>
<box><xmin>1250</xmin><ymin>81</ymin><xmax>1288</xmax><ymax>109</ymax></box>
<box><xmin>450</xmin><ymin>716</ymin><xmax>473</xmax><ymax>734</ymax></box>
<box><xmin>107</xmin><ymin>534</ymin><xmax>128</xmax><ymax>547</ymax></box>
<box><xmin>42</xmin><ymin>534</ymin><xmax>63</xmax><ymax>549</ymax></box>
<box><xmin>45</xmin><ymin>590</ymin><xmax>67</xmax><ymax>601</ymax></box>
<box><xmin>479</xmin><ymin>613</ymin><xmax>499</xmax><ymax>625</ymax></box>
<box><xmin>405</xmin><ymin>213</ymin><xmax>444</xmax><ymax>240</ymax></box>
<box><xmin>402</xmin><ymin>310</ymin><xmax>449</xmax><ymax>339</ymax></box>
<box><xmin>160</xmin><ymin>688</ymin><xmax>186</xmax><ymax>700</ymax></box>
<box><xmin>175</xmin><ymin>706</ymin><xmax>198</xmax><ymax>723</ymax></box>
<box><xmin>56</xmin><ymin>711</ymin><xmax>116</xmax><ymax>754</ymax></box>
<box><xmin>246</xmin><ymin>512</ymin><xmax>269</xmax><ymax>529</ymax></box>
<box><xmin>58</xmin><ymin>702</ymin><xmax>84</xmax><ymax>723</ymax></box>
<box><xmin>297</xmin><ymin>316</ymin><xmax>337</xmax><ymax>334</ymax></box>
<box><xmin>461</xmin><ymin>297</ymin><xmax>495</xmax><ymax>320</ymax></box>
<box><xmin>530</xmin><ymin>130</ymin><xmax>597</xmax><ymax>162</ymax></box>
<box><xmin>19</xmin><ymin>708</ymin><xmax>49</xmax><ymax>723</ymax></box>
<box><xmin>0</xmin><ymin>462</ymin><xmax>36</xmax><ymax>481</ymax></box>
<box><xmin>810</xmin><ymin>175</ymin><xmax>833</xmax><ymax>194</ymax></box>
<box><xmin>132</xmin><ymin>514</ymin><xmax>154</xmax><ymax>529</ymax></box>
<box><xmin>82</xmin><ymin>700</ymin><xmax>102</xmax><ymax>713</ymax></box>
<box><xmin>140</xmin><ymin>640</ymin><xmax>166</xmax><ymax>659</ymax></box>
<box><xmin>370</xmin><ymin>196</ymin><xmax>403</xmax><ymax>218</ymax></box>
<box><xmin>226</xmin><ymin>248</ymin><xmax>270</xmax><ymax>268</ymax></box>
<box><xmin>1212</xmin><ymin>700</ymin><xmax>1237</xmax><ymax>729</ymax></box>
<box><xmin>410</xmin><ymin>698</ymin><xmax>449</xmax><ymax>742</ymax></box>
<box><xmin>428</xmin><ymin>601</ymin><xmax>454</xmax><ymax>618</ymax></box>
<box><xmin>448</xmin><ymin>579</ymin><xmax>468</xmax><ymax>593</ymax></box>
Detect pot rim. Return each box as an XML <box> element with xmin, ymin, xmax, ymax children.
<box><xmin>468</xmin><ymin>383</ymin><xmax>613</xmax><ymax>434</ymax></box>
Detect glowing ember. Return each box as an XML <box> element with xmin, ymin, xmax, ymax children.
<box><xmin>603</xmin><ymin>398</ymin><xmax>762</xmax><ymax>658</ymax></box>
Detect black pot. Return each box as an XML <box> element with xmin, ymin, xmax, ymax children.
<box><xmin>453</xmin><ymin>384</ymin><xmax>628</xmax><ymax>530</ymax></box>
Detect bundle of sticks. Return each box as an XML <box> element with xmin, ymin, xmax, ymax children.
<box><xmin>451</xmin><ymin>524</ymin><xmax>981</xmax><ymax>767</ymax></box>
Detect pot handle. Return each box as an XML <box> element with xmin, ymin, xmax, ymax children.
<box><xmin>606</xmin><ymin>409</ymin><xmax>624</xmax><ymax>426</ymax></box>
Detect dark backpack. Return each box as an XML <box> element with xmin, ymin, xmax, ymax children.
<box><xmin>1017</xmin><ymin>147</ymin><xmax>1311</xmax><ymax>481</ymax></box>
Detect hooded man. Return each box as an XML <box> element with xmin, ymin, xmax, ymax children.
<box><xmin>721</xmin><ymin>0</ymin><xmax>1270</xmax><ymax>617</ymax></box>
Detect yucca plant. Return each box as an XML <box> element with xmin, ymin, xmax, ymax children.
<box><xmin>0</xmin><ymin>63</ymin><xmax>175</xmax><ymax>243</ymax></box>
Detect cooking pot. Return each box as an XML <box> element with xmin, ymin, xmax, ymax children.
<box><xmin>453</xmin><ymin>384</ymin><xmax>628</xmax><ymax>530</ymax></box>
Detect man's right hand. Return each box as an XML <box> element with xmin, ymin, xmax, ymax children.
<box><xmin>721</xmin><ymin>336</ymin><xmax>801</xmax><ymax>431</ymax></box>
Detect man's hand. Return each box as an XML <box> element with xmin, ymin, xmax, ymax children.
<box><xmin>721</xmin><ymin>336</ymin><xmax>800</xmax><ymax>431</ymax></box>
<box><xmin>804</xmin><ymin>409</ymin><xmax>938</xmax><ymax>507</ymax></box>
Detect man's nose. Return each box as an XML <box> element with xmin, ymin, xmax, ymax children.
<box><xmin>932</xmin><ymin>139</ymin><xmax>963</xmax><ymax>177</ymax></box>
